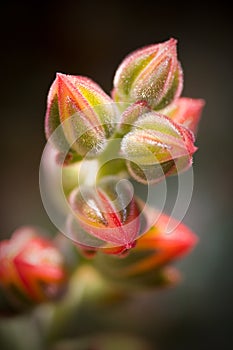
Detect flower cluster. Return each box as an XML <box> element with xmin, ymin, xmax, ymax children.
<box><xmin>44</xmin><ymin>38</ymin><xmax>204</xmax><ymax>251</ymax></box>
<box><xmin>45</xmin><ymin>38</ymin><xmax>204</xmax><ymax>178</ymax></box>
<box><xmin>0</xmin><ymin>39</ymin><xmax>204</xmax><ymax>311</ymax></box>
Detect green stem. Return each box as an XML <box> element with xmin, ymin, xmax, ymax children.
<box><xmin>44</xmin><ymin>264</ymin><xmax>123</xmax><ymax>346</ymax></box>
<box><xmin>96</xmin><ymin>135</ymin><xmax>128</xmax><ymax>182</ymax></box>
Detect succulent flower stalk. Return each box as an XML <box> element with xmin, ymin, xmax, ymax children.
<box><xmin>41</xmin><ymin>38</ymin><xmax>204</xmax><ymax>291</ymax></box>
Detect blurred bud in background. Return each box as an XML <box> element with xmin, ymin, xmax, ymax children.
<box><xmin>0</xmin><ymin>226</ymin><xmax>67</xmax><ymax>314</ymax></box>
<box><xmin>95</xmin><ymin>209</ymin><xmax>197</xmax><ymax>290</ymax></box>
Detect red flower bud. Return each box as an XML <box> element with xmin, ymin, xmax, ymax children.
<box><xmin>162</xmin><ymin>97</ymin><xmax>205</xmax><ymax>134</ymax></box>
<box><xmin>0</xmin><ymin>227</ymin><xmax>67</xmax><ymax>307</ymax></box>
<box><xmin>123</xmin><ymin>210</ymin><xmax>198</xmax><ymax>276</ymax></box>
<box><xmin>68</xmin><ymin>176</ymin><xmax>141</xmax><ymax>250</ymax></box>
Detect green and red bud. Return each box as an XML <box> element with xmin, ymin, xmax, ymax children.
<box><xmin>68</xmin><ymin>176</ymin><xmax>141</xmax><ymax>250</ymax></box>
<box><xmin>0</xmin><ymin>227</ymin><xmax>67</xmax><ymax>308</ymax></box>
<box><xmin>94</xmin><ymin>210</ymin><xmax>197</xmax><ymax>289</ymax></box>
<box><xmin>162</xmin><ymin>97</ymin><xmax>205</xmax><ymax>134</ymax></box>
<box><xmin>120</xmin><ymin>111</ymin><xmax>197</xmax><ymax>184</ymax></box>
<box><xmin>45</xmin><ymin>74</ymin><xmax>116</xmax><ymax>159</ymax></box>
<box><xmin>112</xmin><ymin>38</ymin><xmax>183</xmax><ymax>110</ymax></box>
<box><xmin>117</xmin><ymin>100</ymin><xmax>151</xmax><ymax>135</ymax></box>
<box><xmin>125</xmin><ymin>211</ymin><xmax>198</xmax><ymax>276</ymax></box>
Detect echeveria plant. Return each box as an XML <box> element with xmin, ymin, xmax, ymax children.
<box><xmin>0</xmin><ymin>38</ymin><xmax>204</xmax><ymax>349</ymax></box>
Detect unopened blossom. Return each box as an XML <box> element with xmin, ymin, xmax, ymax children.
<box><xmin>45</xmin><ymin>74</ymin><xmax>116</xmax><ymax>159</ymax></box>
<box><xmin>121</xmin><ymin>111</ymin><xmax>197</xmax><ymax>184</ymax></box>
<box><xmin>0</xmin><ymin>227</ymin><xmax>67</xmax><ymax>306</ymax></box>
<box><xmin>69</xmin><ymin>176</ymin><xmax>140</xmax><ymax>251</ymax></box>
<box><xmin>161</xmin><ymin>97</ymin><xmax>205</xmax><ymax>134</ymax></box>
<box><xmin>112</xmin><ymin>38</ymin><xmax>183</xmax><ymax>110</ymax></box>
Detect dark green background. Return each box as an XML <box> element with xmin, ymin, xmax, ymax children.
<box><xmin>0</xmin><ymin>1</ymin><xmax>232</xmax><ymax>349</ymax></box>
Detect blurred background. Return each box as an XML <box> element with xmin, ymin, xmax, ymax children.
<box><xmin>0</xmin><ymin>0</ymin><xmax>233</xmax><ymax>349</ymax></box>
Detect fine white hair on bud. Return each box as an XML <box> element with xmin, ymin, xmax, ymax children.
<box><xmin>112</xmin><ymin>38</ymin><xmax>183</xmax><ymax>110</ymax></box>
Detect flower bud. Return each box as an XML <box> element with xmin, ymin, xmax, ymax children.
<box><xmin>45</xmin><ymin>78</ymin><xmax>70</xmax><ymax>154</ymax></box>
<box><xmin>117</xmin><ymin>100</ymin><xmax>151</xmax><ymax>135</ymax></box>
<box><xmin>94</xmin><ymin>209</ymin><xmax>197</xmax><ymax>288</ymax></box>
<box><xmin>162</xmin><ymin>97</ymin><xmax>205</xmax><ymax>134</ymax></box>
<box><xmin>68</xmin><ymin>176</ymin><xmax>140</xmax><ymax>250</ymax></box>
<box><xmin>0</xmin><ymin>227</ymin><xmax>67</xmax><ymax>308</ymax></box>
<box><xmin>45</xmin><ymin>73</ymin><xmax>116</xmax><ymax>158</ymax></box>
<box><xmin>127</xmin><ymin>210</ymin><xmax>198</xmax><ymax>275</ymax></box>
<box><xmin>120</xmin><ymin>111</ymin><xmax>197</xmax><ymax>184</ymax></box>
<box><xmin>112</xmin><ymin>38</ymin><xmax>183</xmax><ymax>110</ymax></box>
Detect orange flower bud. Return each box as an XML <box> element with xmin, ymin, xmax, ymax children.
<box><xmin>93</xmin><ymin>207</ymin><xmax>197</xmax><ymax>289</ymax></box>
<box><xmin>118</xmin><ymin>211</ymin><xmax>198</xmax><ymax>277</ymax></box>
<box><xmin>0</xmin><ymin>227</ymin><xmax>67</xmax><ymax>307</ymax></box>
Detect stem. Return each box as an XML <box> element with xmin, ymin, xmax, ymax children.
<box><xmin>45</xmin><ymin>266</ymin><xmax>88</xmax><ymax>345</ymax></box>
<box><xmin>45</xmin><ymin>264</ymin><xmax>121</xmax><ymax>346</ymax></box>
<box><xmin>77</xmin><ymin>159</ymin><xmax>99</xmax><ymax>186</ymax></box>
<box><xmin>96</xmin><ymin>135</ymin><xmax>127</xmax><ymax>181</ymax></box>
<box><xmin>97</xmin><ymin>134</ymin><xmax>122</xmax><ymax>166</ymax></box>
<box><xmin>77</xmin><ymin>135</ymin><xmax>127</xmax><ymax>187</ymax></box>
